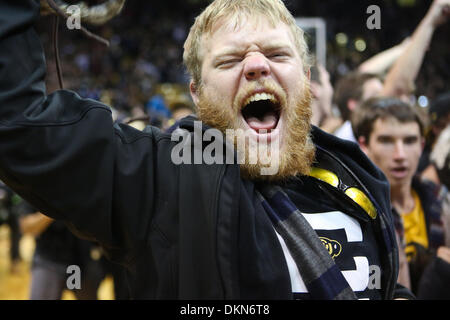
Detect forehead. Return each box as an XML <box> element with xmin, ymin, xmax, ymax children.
<box><xmin>371</xmin><ymin>117</ymin><xmax>421</xmax><ymax>137</ymax></box>
<box><xmin>201</xmin><ymin>16</ymin><xmax>297</xmax><ymax>57</ymax></box>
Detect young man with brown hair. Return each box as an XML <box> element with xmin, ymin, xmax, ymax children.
<box><xmin>354</xmin><ymin>97</ymin><xmax>450</xmax><ymax>298</ymax></box>
<box><xmin>333</xmin><ymin>72</ymin><xmax>384</xmax><ymax>142</ymax></box>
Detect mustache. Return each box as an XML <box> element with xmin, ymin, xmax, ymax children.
<box><xmin>233</xmin><ymin>79</ymin><xmax>287</xmax><ymax>112</ymax></box>
<box><xmin>195</xmin><ymin>76</ymin><xmax>315</xmax><ymax>180</ymax></box>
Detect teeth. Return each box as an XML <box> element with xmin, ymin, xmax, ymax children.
<box><xmin>244</xmin><ymin>93</ymin><xmax>277</xmax><ymax>107</ymax></box>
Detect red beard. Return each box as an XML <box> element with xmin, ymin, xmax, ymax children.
<box><xmin>196</xmin><ymin>78</ymin><xmax>315</xmax><ymax>181</ymax></box>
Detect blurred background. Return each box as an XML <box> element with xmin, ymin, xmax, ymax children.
<box><xmin>40</xmin><ymin>0</ymin><xmax>450</xmax><ymax>123</ymax></box>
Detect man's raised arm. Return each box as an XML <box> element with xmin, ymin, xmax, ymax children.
<box><xmin>382</xmin><ymin>0</ymin><xmax>450</xmax><ymax>98</ymax></box>
<box><xmin>0</xmin><ymin>1</ymin><xmax>158</xmax><ymax>262</ymax></box>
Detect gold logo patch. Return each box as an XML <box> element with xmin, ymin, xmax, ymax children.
<box><xmin>320</xmin><ymin>237</ymin><xmax>342</xmax><ymax>259</ymax></box>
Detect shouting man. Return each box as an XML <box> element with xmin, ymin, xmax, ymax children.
<box><xmin>0</xmin><ymin>0</ymin><xmax>411</xmax><ymax>299</ymax></box>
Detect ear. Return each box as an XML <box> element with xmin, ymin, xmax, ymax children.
<box><xmin>189</xmin><ymin>80</ymin><xmax>199</xmax><ymax>106</ymax></box>
<box><xmin>358</xmin><ymin>136</ymin><xmax>370</xmax><ymax>155</ymax></box>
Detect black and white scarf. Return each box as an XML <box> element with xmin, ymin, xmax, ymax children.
<box><xmin>256</xmin><ymin>184</ymin><xmax>357</xmax><ymax>300</ymax></box>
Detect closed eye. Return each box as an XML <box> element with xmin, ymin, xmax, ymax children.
<box><xmin>267</xmin><ymin>52</ymin><xmax>289</xmax><ymax>60</ymax></box>
<box><xmin>271</xmin><ymin>51</ymin><xmax>288</xmax><ymax>56</ymax></box>
<box><xmin>215</xmin><ymin>58</ymin><xmax>242</xmax><ymax>68</ymax></box>
<box><xmin>265</xmin><ymin>46</ymin><xmax>293</xmax><ymax>60</ymax></box>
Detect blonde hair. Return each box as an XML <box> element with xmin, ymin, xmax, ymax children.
<box><xmin>183</xmin><ymin>0</ymin><xmax>312</xmax><ymax>86</ymax></box>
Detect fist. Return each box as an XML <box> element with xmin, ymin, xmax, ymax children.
<box><xmin>428</xmin><ymin>0</ymin><xmax>450</xmax><ymax>27</ymax></box>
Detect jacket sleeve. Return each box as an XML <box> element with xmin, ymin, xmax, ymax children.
<box><xmin>0</xmin><ymin>1</ymin><xmax>158</xmax><ymax>264</ymax></box>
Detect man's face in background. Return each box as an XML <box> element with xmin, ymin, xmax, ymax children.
<box><xmin>361</xmin><ymin>117</ymin><xmax>423</xmax><ymax>191</ymax></box>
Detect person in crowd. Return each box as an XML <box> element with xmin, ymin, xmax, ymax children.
<box><xmin>0</xmin><ymin>0</ymin><xmax>414</xmax><ymax>299</ymax></box>
<box><xmin>333</xmin><ymin>72</ymin><xmax>384</xmax><ymax>142</ymax></box>
<box><xmin>0</xmin><ymin>180</ymin><xmax>22</xmax><ymax>274</ymax></box>
<box><xmin>357</xmin><ymin>38</ymin><xmax>411</xmax><ymax>76</ymax></box>
<box><xmin>332</xmin><ymin>0</ymin><xmax>450</xmax><ymax>142</ymax></box>
<box><xmin>430</xmin><ymin>123</ymin><xmax>450</xmax><ymax>194</ymax></box>
<box><xmin>165</xmin><ymin>101</ymin><xmax>196</xmax><ymax>134</ymax></box>
<box><xmin>382</xmin><ymin>0</ymin><xmax>450</xmax><ymax>100</ymax></box>
<box><xmin>170</xmin><ymin>101</ymin><xmax>195</xmax><ymax>123</ymax></box>
<box><xmin>420</xmin><ymin>92</ymin><xmax>450</xmax><ymax>183</ymax></box>
<box><xmin>312</xmin><ymin>34</ymin><xmax>407</xmax><ymax>141</ymax></box>
<box><xmin>18</xmin><ymin>200</ymin><xmax>108</xmax><ymax>300</ymax></box>
<box><xmin>353</xmin><ymin>96</ymin><xmax>450</xmax><ymax>299</ymax></box>
<box><xmin>429</xmin><ymin>124</ymin><xmax>450</xmax><ymax>249</ymax></box>
<box><xmin>310</xmin><ymin>65</ymin><xmax>342</xmax><ymax>134</ymax></box>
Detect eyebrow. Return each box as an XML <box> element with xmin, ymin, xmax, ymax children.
<box><xmin>376</xmin><ymin>134</ymin><xmax>419</xmax><ymax>140</ymax></box>
<box><xmin>212</xmin><ymin>43</ymin><xmax>295</xmax><ymax>61</ymax></box>
<box><xmin>262</xmin><ymin>43</ymin><xmax>295</xmax><ymax>53</ymax></box>
<box><xmin>212</xmin><ymin>47</ymin><xmax>245</xmax><ymax>60</ymax></box>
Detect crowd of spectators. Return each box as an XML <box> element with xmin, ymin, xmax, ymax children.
<box><xmin>37</xmin><ymin>0</ymin><xmax>448</xmax><ymax>125</ymax></box>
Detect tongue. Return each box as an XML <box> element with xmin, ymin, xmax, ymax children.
<box><xmin>246</xmin><ymin>112</ymin><xmax>278</xmax><ymax>132</ymax></box>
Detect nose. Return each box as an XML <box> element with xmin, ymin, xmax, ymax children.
<box><xmin>393</xmin><ymin>141</ymin><xmax>406</xmax><ymax>161</ymax></box>
<box><xmin>243</xmin><ymin>54</ymin><xmax>270</xmax><ymax>81</ymax></box>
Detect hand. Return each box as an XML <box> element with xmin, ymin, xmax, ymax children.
<box><xmin>437</xmin><ymin>246</ymin><xmax>450</xmax><ymax>264</ymax></box>
<box><xmin>426</xmin><ymin>0</ymin><xmax>450</xmax><ymax>27</ymax></box>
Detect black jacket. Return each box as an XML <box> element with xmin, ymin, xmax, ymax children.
<box><xmin>0</xmin><ymin>1</ymin><xmax>408</xmax><ymax>299</ymax></box>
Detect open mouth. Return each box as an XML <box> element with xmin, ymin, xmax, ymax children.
<box><xmin>241</xmin><ymin>92</ymin><xmax>281</xmax><ymax>133</ymax></box>
<box><xmin>390</xmin><ymin>166</ymin><xmax>409</xmax><ymax>178</ymax></box>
